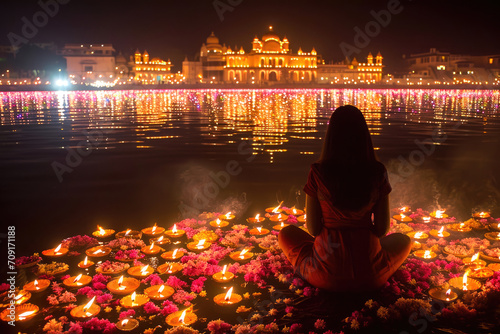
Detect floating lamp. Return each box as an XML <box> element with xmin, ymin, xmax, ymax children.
<box><xmin>213</xmin><ymin>264</ymin><xmax>235</xmax><ymax>283</ymax></box>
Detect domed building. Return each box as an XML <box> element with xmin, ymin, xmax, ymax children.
<box><xmin>131</xmin><ymin>50</ymin><xmax>172</xmax><ymax>84</ymax></box>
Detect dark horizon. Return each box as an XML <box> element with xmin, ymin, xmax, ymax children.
<box><xmin>1</xmin><ymin>0</ymin><xmax>500</xmax><ymax>72</ymax></box>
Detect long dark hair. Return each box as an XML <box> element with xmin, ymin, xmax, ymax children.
<box><xmin>318</xmin><ymin>105</ymin><xmax>383</xmax><ymax>211</ymax></box>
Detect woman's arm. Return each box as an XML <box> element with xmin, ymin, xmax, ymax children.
<box><xmin>372</xmin><ymin>194</ymin><xmax>390</xmax><ymax>237</ymax></box>
<box><xmin>305</xmin><ymin>194</ymin><xmax>323</xmax><ymax>237</ymax></box>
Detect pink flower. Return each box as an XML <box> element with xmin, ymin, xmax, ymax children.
<box><xmin>81</xmin><ymin>318</ymin><xmax>116</xmax><ymax>334</ymax></box>
<box><xmin>161</xmin><ymin>300</ymin><xmax>179</xmax><ymax>316</ymax></box>
<box><xmin>142</xmin><ymin>273</ymin><xmax>164</xmax><ymax>286</ymax></box>
<box><xmin>118</xmin><ymin>309</ymin><xmax>136</xmax><ymax>320</ymax></box>
<box><xmin>191</xmin><ymin>277</ymin><xmax>207</xmax><ymax>293</ymax></box>
<box><xmin>290</xmin><ymin>323</ymin><xmax>302</xmax><ymax>333</ymax></box>
<box><xmin>172</xmin><ymin>289</ymin><xmax>196</xmax><ymax>306</ymax></box>
<box><xmin>96</xmin><ymin>293</ymin><xmax>113</xmax><ymax>304</ymax></box>
<box><xmin>166</xmin><ymin>275</ymin><xmax>188</xmax><ymax>289</ymax></box>
<box><xmin>207</xmin><ymin>319</ymin><xmax>232</xmax><ymax>334</ymax></box>
<box><xmin>314</xmin><ymin>319</ymin><xmax>326</xmax><ymax>330</ymax></box>
<box><xmin>59</xmin><ymin>291</ymin><xmax>77</xmax><ymax>303</ymax></box>
<box><xmin>143</xmin><ymin>301</ymin><xmax>161</xmax><ymax>314</ymax></box>
<box><xmin>47</xmin><ymin>294</ymin><xmax>59</xmax><ymax>305</ymax></box>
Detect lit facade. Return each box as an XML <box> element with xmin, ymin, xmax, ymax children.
<box><xmin>131</xmin><ymin>50</ymin><xmax>172</xmax><ymax>84</ymax></box>
<box><xmin>59</xmin><ymin>44</ymin><xmax>116</xmax><ymax>84</ymax></box>
<box><xmin>317</xmin><ymin>53</ymin><xmax>383</xmax><ymax>84</ymax></box>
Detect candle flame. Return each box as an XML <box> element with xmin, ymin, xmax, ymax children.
<box><xmin>446</xmin><ymin>289</ymin><xmax>451</xmax><ymax>296</ymax></box>
<box><xmin>83</xmin><ymin>296</ymin><xmax>96</xmax><ymax>312</ymax></box>
<box><xmin>438</xmin><ymin>226</ymin><xmax>444</xmax><ymax>236</ymax></box>
<box><xmin>73</xmin><ymin>274</ymin><xmax>83</xmax><ymax>283</ymax></box>
<box><xmin>424</xmin><ymin>250</ymin><xmax>431</xmax><ymax>259</ymax></box>
<box><xmin>34</xmin><ymin>280</ymin><xmax>39</xmax><ymax>289</ymax></box>
<box><xmin>400</xmin><ymin>213</ymin><xmax>406</xmax><ymax>220</ymax></box>
<box><xmin>157</xmin><ymin>235</ymin><xmax>164</xmax><ymax>242</ymax></box>
<box><xmin>303</xmin><ymin>214</ymin><xmax>307</xmax><ymax>220</ymax></box>
<box><xmin>149</xmin><ymin>242</ymin><xmax>155</xmax><ymax>250</ymax></box>
<box><xmin>172</xmin><ymin>249</ymin><xmax>179</xmax><ymax>258</ymax></box>
<box><xmin>221</xmin><ymin>264</ymin><xmax>227</xmax><ymax>276</ymax></box>
<box><xmin>83</xmin><ymin>256</ymin><xmax>88</xmax><ymax>265</ymax></box>
<box><xmin>196</xmin><ymin>239</ymin><xmax>206</xmax><ymax>249</ymax></box>
<box><xmin>18</xmin><ymin>310</ymin><xmax>36</xmax><ymax>320</ymax></box>
<box><xmin>98</xmin><ymin>225</ymin><xmax>105</xmax><ymax>235</ymax></box>
<box><xmin>54</xmin><ymin>244</ymin><xmax>62</xmax><ymax>253</ymax></box>
<box><xmin>225</xmin><ymin>212</ymin><xmax>231</xmax><ymax>219</ymax></box>
<box><xmin>423</xmin><ymin>216</ymin><xmax>431</xmax><ymax>223</ymax></box>
<box><xmin>479</xmin><ymin>211</ymin><xmax>487</xmax><ymax>218</ymax></box>
<box><xmin>158</xmin><ymin>285</ymin><xmax>165</xmax><ymax>294</ymax></box>
<box><xmin>277</xmin><ymin>213</ymin><xmax>282</xmax><ymax>220</ymax></box>
<box><xmin>14</xmin><ymin>293</ymin><xmax>24</xmax><ymax>301</ymax></box>
<box><xmin>471</xmin><ymin>253</ymin><xmax>479</xmax><ymax>263</ymax></box>
<box><xmin>172</xmin><ymin>224</ymin><xmax>178</xmax><ymax>233</ymax></box>
<box><xmin>140</xmin><ymin>265</ymin><xmax>150</xmax><ymax>274</ymax></box>
<box><xmin>281</xmin><ymin>222</ymin><xmax>284</xmax><ymax>227</ymax></box>
<box><xmin>152</xmin><ymin>223</ymin><xmax>157</xmax><ymax>232</ymax></box>
<box><xmin>435</xmin><ymin>210</ymin><xmax>444</xmax><ymax>218</ymax></box>
<box><xmin>239</xmin><ymin>249</ymin><xmax>248</xmax><ymax>259</ymax></box>
<box><xmin>292</xmin><ymin>208</ymin><xmax>297</xmax><ymax>214</ymax></box>
<box><xmin>463</xmin><ymin>272</ymin><xmax>468</xmax><ymax>291</ymax></box>
<box><xmin>125</xmin><ymin>229</ymin><xmax>131</xmax><ymax>236</ymax></box>
<box><xmin>224</xmin><ymin>287</ymin><xmax>233</xmax><ymax>301</ymax></box>
<box><xmin>216</xmin><ymin>218</ymin><xmax>221</xmax><ymax>225</ymax></box>
<box><xmin>118</xmin><ymin>276</ymin><xmax>124</xmax><ymax>285</ymax></box>
<box><xmin>121</xmin><ymin>319</ymin><xmax>129</xmax><ymax>325</ymax></box>
<box><xmin>414</xmin><ymin>232</ymin><xmax>423</xmax><ymax>239</ymax></box>
<box><xmin>272</xmin><ymin>201</ymin><xmax>283</xmax><ymax>213</ymax></box>
<box><xmin>131</xmin><ymin>291</ymin><xmax>136</xmax><ymax>302</ymax></box>
<box><xmin>400</xmin><ymin>206</ymin><xmax>408</xmax><ymax>212</ymax></box>
<box><xmin>178</xmin><ymin>309</ymin><xmax>187</xmax><ymax>323</ymax></box>
<box><xmin>257</xmin><ymin>227</ymin><xmax>262</xmax><ymax>233</ymax></box>
<box><xmin>255</xmin><ymin>214</ymin><xmax>260</xmax><ymax>220</ymax></box>
<box><xmin>497</xmin><ymin>232</ymin><xmax>500</xmax><ymax>239</ymax></box>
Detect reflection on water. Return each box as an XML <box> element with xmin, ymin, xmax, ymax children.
<box><xmin>1</xmin><ymin>89</ymin><xmax>499</xmax><ymax>159</ymax></box>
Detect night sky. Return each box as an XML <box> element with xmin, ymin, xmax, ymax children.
<box><xmin>1</xmin><ymin>0</ymin><xmax>499</xmax><ymax>72</ymax></box>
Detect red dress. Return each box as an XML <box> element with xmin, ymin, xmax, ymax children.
<box><xmin>283</xmin><ymin>163</ymin><xmax>396</xmax><ymax>291</ymax></box>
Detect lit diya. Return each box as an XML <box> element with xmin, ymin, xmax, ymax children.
<box><xmin>161</xmin><ymin>248</ymin><xmax>185</xmax><ymax>261</ymax></box>
<box><xmin>229</xmin><ymin>248</ymin><xmax>254</xmax><ymax>261</ymax></box>
<box><xmin>23</xmin><ymin>279</ymin><xmax>50</xmax><ymax>293</ymax></box>
<box><xmin>270</xmin><ymin>213</ymin><xmax>288</xmax><ymax>222</ymax></box>
<box><xmin>164</xmin><ymin>224</ymin><xmax>185</xmax><ymax>238</ymax></box>
<box><xmin>42</xmin><ymin>243</ymin><xmax>68</xmax><ymax>257</ymax></box>
<box><xmin>187</xmin><ymin>239</ymin><xmax>211</xmax><ymax>251</ymax></box>
<box><xmin>489</xmin><ymin>222</ymin><xmax>500</xmax><ymax>232</ymax></box>
<box><xmin>411</xmin><ymin>240</ymin><xmax>422</xmax><ymax>251</ymax></box>
<box><xmin>107</xmin><ymin>276</ymin><xmax>140</xmax><ymax>295</ymax></box>
<box><xmin>85</xmin><ymin>246</ymin><xmax>112</xmax><ymax>258</ymax></box>
<box><xmin>407</xmin><ymin>231</ymin><xmax>428</xmax><ymax>240</ymax></box>
<box><xmin>141</xmin><ymin>242</ymin><xmax>163</xmax><ymax>255</ymax></box>
<box><xmin>393</xmin><ymin>213</ymin><xmax>413</xmax><ymax>222</ymax></box>
<box><xmin>210</xmin><ymin>218</ymin><xmax>230</xmax><ymax>228</ymax></box>
<box><xmin>157</xmin><ymin>262</ymin><xmax>183</xmax><ymax>275</ymax></box>
<box><xmin>193</xmin><ymin>230</ymin><xmax>219</xmax><ymax>243</ymax></box>
<box><xmin>149</xmin><ymin>235</ymin><xmax>171</xmax><ymax>246</ymax></box>
<box><xmin>63</xmin><ymin>274</ymin><xmax>92</xmax><ymax>288</ymax></box>
<box><xmin>213</xmin><ymin>286</ymin><xmax>242</xmax><ymax>306</ymax></box>
<box><xmin>212</xmin><ymin>264</ymin><xmax>235</xmax><ymax>283</ymax></box>
<box><xmin>144</xmin><ymin>284</ymin><xmax>174</xmax><ymax>301</ymax></box>
<box><xmin>399</xmin><ymin>206</ymin><xmax>411</xmax><ymax>214</ymax></box>
<box><xmin>1</xmin><ymin>303</ymin><xmax>39</xmax><ymax>322</ymax></box>
<box><xmin>273</xmin><ymin>221</ymin><xmax>289</xmax><ymax>231</ymax></box>
<box><xmin>6</xmin><ymin>290</ymin><xmax>31</xmax><ymax>305</ymax></box>
<box><xmin>285</xmin><ymin>207</ymin><xmax>304</xmax><ymax>216</ymax></box>
<box><xmin>449</xmin><ymin>272</ymin><xmax>481</xmax><ymax>291</ymax></box>
<box><xmin>142</xmin><ymin>223</ymin><xmax>165</xmax><ymax>237</ymax></box>
<box><xmin>165</xmin><ymin>308</ymin><xmax>197</xmax><ymax>327</ymax></box>
<box><xmin>247</xmin><ymin>214</ymin><xmax>265</xmax><ymax>224</ymax></box>
<box><xmin>413</xmin><ymin>250</ymin><xmax>437</xmax><ymax>260</ymax></box>
<box><xmin>249</xmin><ymin>226</ymin><xmax>270</xmax><ymax>236</ymax></box>
<box><xmin>428</xmin><ymin>288</ymin><xmax>458</xmax><ymax>302</ymax></box>
<box><xmin>468</xmin><ymin>266</ymin><xmax>494</xmax><ymax>280</ymax></box>
<box><xmin>430</xmin><ymin>210</ymin><xmax>448</xmax><ymax>219</ymax></box>
<box><xmin>116</xmin><ymin>318</ymin><xmax>139</xmax><ymax>331</ymax></box>
<box><xmin>70</xmin><ymin>296</ymin><xmax>100</xmax><ymax>319</ymax></box>
<box><xmin>127</xmin><ymin>265</ymin><xmax>155</xmax><ymax>278</ymax></box>
<box><xmin>219</xmin><ymin>212</ymin><xmax>235</xmax><ymax>220</ymax></box>
<box><xmin>115</xmin><ymin>229</ymin><xmax>142</xmax><ymax>239</ymax></box>
<box><xmin>298</xmin><ymin>214</ymin><xmax>306</xmax><ymax>223</ymax></box>
<box><xmin>464</xmin><ymin>253</ymin><xmax>486</xmax><ymax>268</ymax></box>
<box><xmin>92</xmin><ymin>225</ymin><xmax>115</xmax><ymax>238</ymax></box>
<box><xmin>120</xmin><ymin>291</ymin><xmax>149</xmax><ymax>308</ymax></box>
<box><xmin>484</xmin><ymin>232</ymin><xmax>500</xmax><ymax>241</ymax></box>
<box><xmin>265</xmin><ymin>201</ymin><xmax>283</xmax><ymax>213</ymax></box>
<box><xmin>447</xmin><ymin>223</ymin><xmax>472</xmax><ymax>232</ymax></box>
<box><xmin>421</xmin><ymin>216</ymin><xmax>432</xmax><ymax>224</ymax></box>
<box><xmin>429</xmin><ymin>226</ymin><xmax>450</xmax><ymax>238</ymax></box>
<box><xmin>473</xmin><ymin>211</ymin><xmax>490</xmax><ymax>219</ymax></box>
<box><xmin>78</xmin><ymin>256</ymin><xmax>94</xmax><ymax>269</ymax></box>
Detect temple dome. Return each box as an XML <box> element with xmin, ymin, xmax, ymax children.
<box><xmin>206</xmin><ymin>32</ymin><xmax>219</xmax><ymax>45</ymax></box>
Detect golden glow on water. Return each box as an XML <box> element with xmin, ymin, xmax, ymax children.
<box><xmin>1</xmin><ymin>89</ymin><xmax>499</xmax><ymax>161</ymax></box>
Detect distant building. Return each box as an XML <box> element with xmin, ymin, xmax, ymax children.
<box><xmin>404</xmin><ymin>48</ymin><xmax>500</xmax><ymax>85</ymax></box>
<box><xmin>130</xmin><ymin>50</ymin><xmax>172</xmax><ymax>84</ymax></box>
<box><xmin>183</xmin><ymin>27</ymin><xmax>318</xmax><ymax>85</ymax></box>
<box><xmin>59</xmin><ymin>44</ymin><xmax>116</xmax><ymax>84</ymax></box>
<box><xmin>317</xmin><ymin>53</ymin><xmax>384</xmax><ymax>84</ymax></box>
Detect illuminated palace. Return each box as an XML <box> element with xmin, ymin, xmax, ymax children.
<box><xmin>183</xmin><ymin>27</ymin><xmax>384</xmax><ymax>85</ymax></box>
<box><xmin>131</xmin><ymin>50</ymin><xmax>173</xmax><ymax>84</ymax></box>
<box><xmin>183</xmin><ymin>27</ymin><xmax>319</xmax><ymax>85</ymax></box>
